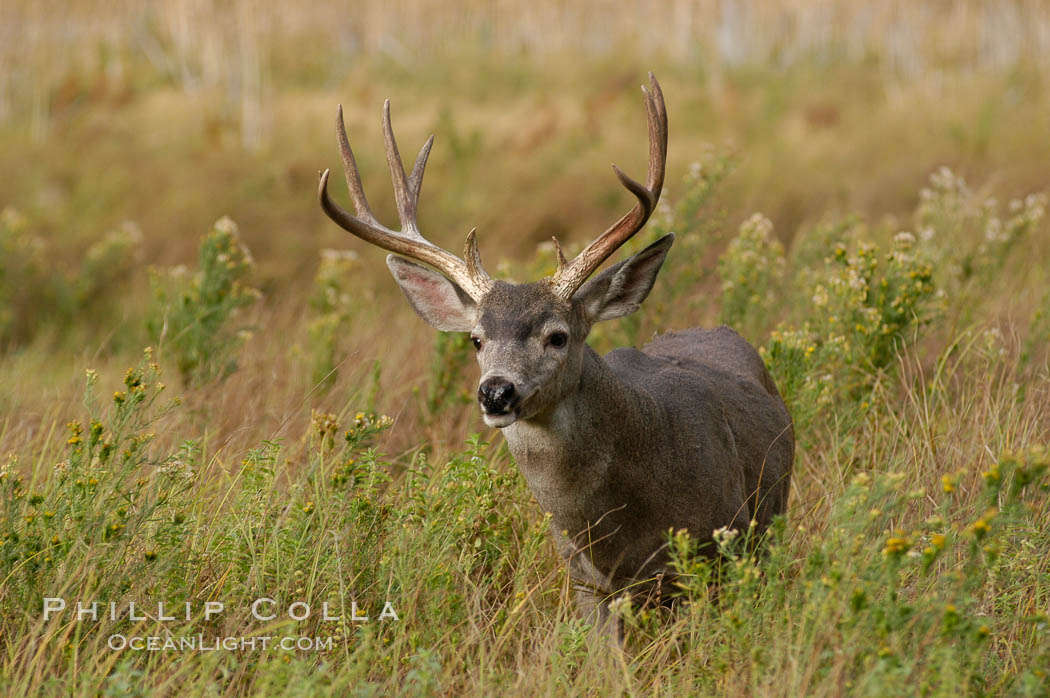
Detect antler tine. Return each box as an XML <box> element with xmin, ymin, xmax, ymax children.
<box><xmin>318</xmin><ymin>103</ymin><xmax>493</xmax><ymax>301</ymax></box>
<box><xmin>336</xmin><ymin>105</ymin><xmax>377</xmax><ymax>225</ymax></box>
<box><xmin>409</xmin><ymin>134</ymin><xmax>435</xmax><ymax>204</ymax></box>
<box><xmin>549</xmin><ymin>72</ymin><xmax>668</xmax><ymax>299</ymax></box>
<box><xmin>645</xmin><ymin>73</ymin><xmax>668</xmax><ymax>196</ymax></box>
<box><xmin>464</xmin><ymin>228</ymin><xmax>487</xmax><ymax>280</ymax></box>
<box><xmin>382</xmin><ymin>100</ymin><xmax>423</xmax><ymax>237</ymax></box>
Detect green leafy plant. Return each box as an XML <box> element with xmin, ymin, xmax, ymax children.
<box><xmin>305</xmin><ymin>248</ymin><xmax>361</xmax><ymax>389</ymax></box>
<box><xmin>0</xmin><ymin>207</ymin><xmax>55</xmax><ymax>346</ymax></box>
<box><xmin>147</xmin><ymin>216</ymin><xmax>260</xmax><ymax>384</ymax></box>
<box><xmin>718</xmin><ymin>212</ymin><xmax>786</xmax><ymax>339</ymax></box>
<box><xmin>761</xmin><ymin>229</ymin><xmax>938</xmax><ymax>434</ymax></box>
<box><xmin>0</xmin><ymin>209</ymin><xmax>142</xmax><ymax>349</ymax></box>
<box><xmin>420</xmin><ymin>332</ymin><xmax>474</xmax><ymax>423</ymax></box>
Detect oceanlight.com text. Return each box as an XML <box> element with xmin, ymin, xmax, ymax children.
<box><xmin>107</xmin><ymin>634</ymin><xmax>336</xmax><ymax>652</ymax></box>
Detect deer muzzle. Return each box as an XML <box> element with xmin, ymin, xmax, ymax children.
<box><xmin>478</xmin><ymin>376</ymin><xmax>520</xmax><ymax>427</ymax></box>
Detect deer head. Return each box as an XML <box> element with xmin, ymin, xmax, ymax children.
<box><xmin>318</xmin><ymin>74</ymin><xmax>668</xmax><ymax>428</ymax></box>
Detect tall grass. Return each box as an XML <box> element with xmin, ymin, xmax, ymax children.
<box><xmin>2</xmin><ymin>157</ymin><xmax>1048</xmax><ymax>694</ymax></box>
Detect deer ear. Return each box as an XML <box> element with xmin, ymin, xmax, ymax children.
<box><xmin>386</xmin><ymin>255</ymin><xmax>478</xmax><ymax>332</ymax></box>
<box><xmin>574</xmin><ymin>233</ymin><xmax>674</xmax><ymax>323</ymax></box>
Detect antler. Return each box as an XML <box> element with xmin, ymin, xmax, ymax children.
<box><xmin>318</xmin><ymin>102</ymin><xmax>493</xmax><ymax>301</ymax></box>
<box><xmin>548</xmin><ymin>73</ymin><xmax>667</xmax><ymax>299</ymax></box>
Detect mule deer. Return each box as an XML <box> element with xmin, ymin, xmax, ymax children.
<box><xmin>318</xmin><ymin>74</ymin><xmax>794</xmax><ymax>634</ymax></box>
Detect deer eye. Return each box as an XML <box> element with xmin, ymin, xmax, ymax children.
<box><xmin>548</xmin><ymin>331</ymin><xmax>568</xmax><ymax>348</ymax></box>
<box><xmin>471</xmin><ymin>336</ymin><xmax>482</xmax><ymax>350</ymax></box>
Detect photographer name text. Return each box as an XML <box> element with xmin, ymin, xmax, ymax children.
<box><xmin>42</xmin><ymin>597</ymin><xmax>399</xmax><ymax>623</ymax></box>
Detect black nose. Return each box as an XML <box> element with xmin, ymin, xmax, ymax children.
<box><xmin>478</xmin><ymin>377</ymin><xmax>517</xmax><ymax>414</ymax></box>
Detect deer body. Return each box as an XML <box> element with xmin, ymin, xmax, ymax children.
<box><xmin>508</xmin><ymin>328</ymin><xmax>791</xmax><ymax>583</ymax></box>
<box><xmin>475</xmin><ymin>283</ymin><xmax>793</xmax><ymax>622</ymax></box>
<box><xmin>318</xmin><ymin>74</ymin><xmax>794</xmax><ymax>633</ymax></box>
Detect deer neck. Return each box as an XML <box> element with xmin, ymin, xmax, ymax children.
<box><xmin>501</xmin><ymin>345</ymin><xmax>651</xmax><ymax>522</ymax></box>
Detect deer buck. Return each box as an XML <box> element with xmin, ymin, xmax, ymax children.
<box><xmin>318</xmin><ymin>74</ymin><xmax>794</xmax><ymax>636</ymax></box>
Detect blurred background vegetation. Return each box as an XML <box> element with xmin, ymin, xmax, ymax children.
<box><xmin>2</xmin><ymin>0</ymin><xmax>1049</xmax><ymax>454</ymax></box>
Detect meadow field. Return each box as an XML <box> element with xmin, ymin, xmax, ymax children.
<box><xmin>1</xmin><ymin>1</ymin><xmax>1050</xmax><ymax>695</ymax></box>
